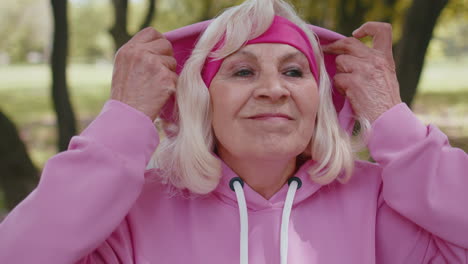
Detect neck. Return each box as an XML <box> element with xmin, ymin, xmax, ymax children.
<box><xmin>220</xmin><ymin>151</ymin><xmax>297</xmax><ymax>200</ymax></box>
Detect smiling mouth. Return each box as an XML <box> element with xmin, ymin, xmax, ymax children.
<box><xmin>248</xmin><ymin>113</ymin><xmax>293</xmax><ymax>120</ymax></box>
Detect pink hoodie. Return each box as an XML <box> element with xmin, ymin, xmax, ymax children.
<box><xmin>1</xmin><ymin>21</ymin><xmax>468</xmax><ymax>264</ymax></box>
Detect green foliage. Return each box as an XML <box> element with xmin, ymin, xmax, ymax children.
<box><xmin>151</xmin><ymin>0</ymin><xmax>203</xmax><ymax>32</ymax></box>
<box><xmin>0</xmin><ymin>0</ymin><xmax>51</xmax><ymax>63</ymax></box>
<box><xmin>0</xmin><ymin>0</ymin><xmax>466</xmax><ymax>63</ymax></box>
<box><xmin>150</xmin><ymin>0</ymin><xmax>241</xmax><ymax>32</ymax></box>
<box><xmin>69</xmin><ymin>1</ymin><xmax>113</xmax><ymax>63</ymax></box>
<box><xmin>428</xmin><ymin>0</ymin><xmax>468</xmax><ymax>60</ymax></box>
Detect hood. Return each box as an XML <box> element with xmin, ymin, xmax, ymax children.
<box><xmin>160</xmin><ymin>19</ymin><xmax>355</xmax><ymax>264</ymax></box>
<box><xmin>161</xmin><ymin>19</ymin><xmax>355</xmax><ymax>134</ymax></box>
<box><xmin>161</xmin><ymin>19</ymin><xmax>354</xmax><ymax>210</ymax></box>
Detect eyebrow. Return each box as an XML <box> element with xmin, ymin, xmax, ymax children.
<box><xmin>229</xmin><ymin>50</ymin><xmax>258</xmax><ymax>61</ymax></box>
<box><xmin>278</xmin><ymin>51</ymin><xmax>307</xmax><ymax>64</ymax></box>
<box><xmin>230</xmin><ymin>50</ymin><xmax>306</xmax><ymax>63</ymax></box>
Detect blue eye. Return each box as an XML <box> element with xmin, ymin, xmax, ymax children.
<box><xmin>235</xmin><ymin>69</ymin><xmax>253</xmax><ymax>77</ymax></box>
<box><xmin>284</xmin><ymin>69</ymin><xmax>303</xmax><ymax>77</ymax></box>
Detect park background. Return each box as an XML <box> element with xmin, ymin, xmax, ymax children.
<box><xmin>0</xmin><ymin>0</ymin><xmax>467</xmax><ymax>215</ymax></box>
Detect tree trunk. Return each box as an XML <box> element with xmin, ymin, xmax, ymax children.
<box><xmin>0</xmin><ymin>111</ymin><xmax>38</xmax><ymax>210</ymax></box>
<box><xmin>110</xmin><ymin>0</ymin><xmax>132</xmax><ymax>51</ymax></box>
<box><xmin>396</xmin><ymin>0</ymin><xmax>449</xmax><ymax>106</ymax></box>
<box><xmin>110</xmin><ymin>0</ymin><xmax>157</xmax><ymax>52</ymax></box>
<box><xmin>335</xmin><ymin>0</ymin><xmax>373</xmax><ymax>36</ymax></box>
<box><xmin>140</xmin><ymin>0</ymin><xmax>157</xmax><ymax>29</ymax></box>
<box><xmin>51</xmin><ymin>0</ymin><xmax>77</xmax><ymax>151</ymax></box>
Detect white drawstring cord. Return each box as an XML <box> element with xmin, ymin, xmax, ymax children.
<box><xmin>280</xmin><ymin>179</ymin><xmax>299</xmax><ymax>264</ymax></box>
<box><xmin>231</xmin><ymin>177</ymin><xmax>301</xmax><ymax>264</ymax></box>
<box><xmin>232</xmin><ymin>179</ymin><xmax>249</xmax><ymax>264</ymax></box>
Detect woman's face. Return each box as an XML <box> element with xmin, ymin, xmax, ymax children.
<box><xmin>209</xmin><ymin>43</ymin><xmax>319</xmax><ymax>161</ymax></box>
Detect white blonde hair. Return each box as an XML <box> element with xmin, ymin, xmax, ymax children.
<box><xmin>148</xmin><ymin>0</ymin><xmax>370</xmax><ymax>194</ymax></box>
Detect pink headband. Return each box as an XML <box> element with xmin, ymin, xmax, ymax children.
<box><xmin>201</xmin><ymin>15</ymin><xmax>320</xmax><ymax>88</ymax></box>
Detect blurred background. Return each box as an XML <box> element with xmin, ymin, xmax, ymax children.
<box><xmin>0</xmin><ymin>0</ymin><xmax>467</xmax><ymax>215</ymax></box>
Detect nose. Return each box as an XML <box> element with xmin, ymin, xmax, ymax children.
<box><xmin>253</xmin><ymin>74</ymin><xmax>290</xmax><ymax>102</ymax></box>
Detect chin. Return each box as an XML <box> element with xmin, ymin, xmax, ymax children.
<box><xmin>243</xmin><ymin>144</ymin><xmax>306</xmax><ymax>161</ymax></box>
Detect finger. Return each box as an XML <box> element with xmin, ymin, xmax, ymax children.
<box><xmin>322</xmin><ymin>37</ymin><xmax>373</xmax><ymax>58</ymax></box>
<box><xmin>158</xmin><ymin>70</ymin><xmax>178</xmax><ymax>93</ymax></box>
<box><xmin>144</xmin><ymin>38</ymin><xmax>174</xmax><ymax>57</ymax></box>
<box><xmin>332</xmin><ymin>73</ymin><xmax>353</xmax><ymax>95</ymax></box>
<box><xmin>131</xmin><ymin>27</ymin><xmax>164</xmax><ymax>43</ymax></box>
<box><xmin>141</xmin><ymin>54</ymin><xmax>178</xmax><ymax>77</ymax></box>
<box><xmin>352</xmin><ymin>22</ymin><xmax>393</xmax><ymax>56</ymax></box>
<box><xmin>159</xmin><ymin>55</ymin><xmax>178</xmax><ymax>72</ymax></box>
<box><xmin>169</xmin><ymin>70</ymin><xmax>178</xmax><ymax>92</ymax></box>
<box><xmin>333</xmin><ymin>84</ymin><xmax>346</xmax><ymax>96</ymax></box>
<box><xmin>335</xmin><ymin>54</ymin><xmax>360</xmax><ymax>73</ymax></box>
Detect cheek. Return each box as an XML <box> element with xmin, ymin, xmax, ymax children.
<box><xmin>210</xmin><ymin>85</ymin><xmax>245</xmax><ymax>124</ymax></box>
<box><xmin>209</xmin><ymin>84</ymin><xmax>250</xmax><ymax>145</ymax></box>
<box><xmin>295</xmin><ymin>84</ymin><xmax>319</xmax><ymax>146</ymax></box>
<box><xmin>298</xmin><ymin>84</ymin><xmax>319</xmax><ymax>122</ymax></box>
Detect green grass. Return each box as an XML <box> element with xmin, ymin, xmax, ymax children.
<box><xmin>0</xmin><ymin>64</ymin><xmax>112</xmax><ymax>168</ymax></box>
<box><xmin>413</xmin><ymin>59</ymin><xmax>468</xmax><ymax>145</ymax></box>
<box><xmin>419</xmin><ymin>60</ymin><xmax>468</xmax><ymax>93</ymax></box>
<box><xmin>1</xmin><ymin>64</ymin><xmax>111</xmax><ymax>123</ymax></box>
<box><xmin>0</xmin><ymin>61</ymin><xmax>467</xmax><ymax>170</ymax></box>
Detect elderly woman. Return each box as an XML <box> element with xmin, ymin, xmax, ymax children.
<box><xmin>1</xmin><ymin>0</ymin><xmax>467</xmax><ymax>263</ymax></box>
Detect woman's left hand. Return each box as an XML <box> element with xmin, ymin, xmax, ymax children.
<box><xmin>322</xmin><ymin>22</ymin><xmax>402</xmax><ymax>123</ymax></box>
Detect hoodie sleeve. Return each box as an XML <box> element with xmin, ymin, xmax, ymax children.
<box><xmin>369</xmin><ymin>103</ymin><xmax>468</xmax><ymax>263</ymax></box>
<box><xmin>0</xmin><ymin>99</ymin><xmax>159</xmax><ymax>264</ymax></box>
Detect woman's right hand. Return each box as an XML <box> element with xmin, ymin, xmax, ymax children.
<box><xmin>110</xmin><ymin>27</ymin><xmax>178</xmax><ymax>122</ymax></box>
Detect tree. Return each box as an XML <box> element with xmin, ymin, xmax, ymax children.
<box><xmin>109</xmin><ymin>0</ymin><xmax>158</xmax><ymax>51</ymax></box>
<box><xmin>0</xmin><ymin>111</ymin><xmax>38</xmax><ymax>210</ymax></box>
<box><xmin>332</xmin><ymin>0</ymin><xmax>450</xmax><ymax>106</ymax></box>
<box><xmin>51</xmin><ymin>0</ymin><xmax>77</xmax><ymax>151</ymax></box>
<box><xmin>335</xmin><ymin>0</ymin><xmax>373</xmax><ymax>36</ymax></box>
<box><xmin>395</xmin><ymin>0</ymin><xmax>450</xmax><ymax>105</ymax></box>
<box><xmin>298</xmin><ymin>0</ymin><xmax>449</xmax><ymax>107</ymax></box>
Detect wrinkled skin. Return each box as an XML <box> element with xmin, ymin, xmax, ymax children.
<box><xmin>208</xmin><ymin>44</ymin><xmax>319</xmax><ymax>198</ymax></box>
<box><xmin>110</xmin><ymin>22</ymin><xmax>401</xmax><ymax>125</ymax></box>
<box><xmin>209</xmin><ymin>44</ymin><xmax>318</xmax><ymax>164</ymax></box>
<box><xmin>110</xmin><ymin>27</ymin><xmax>177</xmax><ymax>122</ymax></box>
<box><xmin>322</xmin><ymin>22</ymin><xmax>402</xmax><ymax>123</ymax></box>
